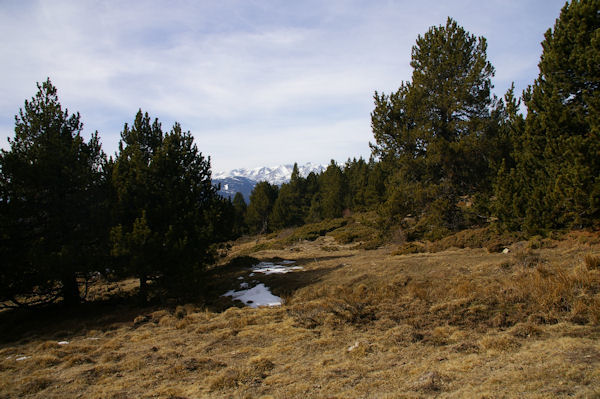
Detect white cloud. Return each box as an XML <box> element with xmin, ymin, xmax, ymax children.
<box><xmin>1</xmin><ymin>0</ymin><xmax>567</xmax><ymax>168</ymax></box>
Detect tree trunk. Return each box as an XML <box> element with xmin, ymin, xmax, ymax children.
<box><xmin>139</xmin><ymin>275</ymin><xmax>148</xmax><ymax>304</ymax></box>
<box><xmin>61</xmin><ymin>274</ymin><xmax>81</xmax><ymax>306</ymax></box>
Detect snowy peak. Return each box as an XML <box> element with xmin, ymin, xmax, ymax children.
<box><xmin>214</xmin><ymin>162</ymin><xmax>326</xmax><ymax>185</ymax></box>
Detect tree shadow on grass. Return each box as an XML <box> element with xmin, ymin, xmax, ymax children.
<box><xmin>0</xmin><ymin>291</ymin><xmax>158</xmax><ymax>345</ymax></box>
<box><xmin>0</xmin><ymin>254</ymin><xmax>349</xmax><ymax>344</ymax></box>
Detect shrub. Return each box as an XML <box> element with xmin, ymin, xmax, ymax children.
<box><xmin>394</xmin><ymin>242</ymin><xmax>426</xmax><ymax>255</ymax></box>
<box><xmin>584</xmin><ymin>254</ymin><xmax>600</xmax><ymax>270</ymax></box>
<box><xmin>329</xmin><ymin>222</ymin><xmax>378</xmax><ymax>244</ymax></box>
<box><xmin>283</xmin><ymin>218</ymin><xmax>348</xmax><ymax>244</ymax></box>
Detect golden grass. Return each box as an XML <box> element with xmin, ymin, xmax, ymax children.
<box><xmin>1</xmin><ymin>228</ymin><xmax>599</xmax><ymax>398</ymax></box>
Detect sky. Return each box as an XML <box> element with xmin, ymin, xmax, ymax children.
<box><xmin>0</xmin><ymin>0</ymin><xmax>567</xmax><ymax>172</ymax></box>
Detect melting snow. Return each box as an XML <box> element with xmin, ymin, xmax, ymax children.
<box><xmin>252</xmin><ymin>261</ymin><xmax>303</xmax><ymax>275</ymax></box>
<box><xmin>223</xmin><ymin>283</ymin><xmax>282</xmax><ymax>308</ymax></box>
<box><xmin>222</xmin><ymin>259</ymin><xmax>303</xmax><ymax>308</ymax></box>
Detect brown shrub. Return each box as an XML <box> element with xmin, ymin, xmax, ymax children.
<box><xmin>394</xmin><ymin>242</ymin><xmax>426</xmax><ymax>255</ymax></box>
<box><xmin>35</xmin><ymin>354</ymin><xmax>61</xmax><ymax>367</ymax></box>
<box><xmin>584</xmin><ymin>254</ymin><xmax>600</xmax><ymax>270</ymax></box>
<box><xmin>208</xmin><ymin>357</ymin><xmax>274</xmax><ymax>391</ymax></box>
<box><xmin>513</xmin><ymin>249</ymin><xmax>541</xmax><ymax>268</ymax></box>
<box><xmin>19</xmin><ymin>377</ymin><xmax>54</xmax><ymax>395</ymax></box>
<box><xmin>329</xmin><ymin>222</ymin><xmax>377</xmax><ymax>244</ymax></box>
<box><xmin>478</xmin><ymin>334</ymin><xmax>521</xmax><ymax>352</ymax></box>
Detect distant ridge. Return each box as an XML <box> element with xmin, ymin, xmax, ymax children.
<box><xmin>213</xmin><ymin>162</ymin><xmax>327</xmax><ymax>201</ymax></box>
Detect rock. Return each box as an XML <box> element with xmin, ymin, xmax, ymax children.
<box><xmin>347</xmin><ymin>341</ymin><xmax>360</xmax><ymax>352</ymax></box>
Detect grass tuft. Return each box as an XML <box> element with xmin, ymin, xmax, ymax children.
<box><xmin>584</xmin><ymin>253</ymin><xmax>600</xmax><ymax>269</ymax></box>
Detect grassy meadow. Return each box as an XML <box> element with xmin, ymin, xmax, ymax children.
<box><xmin>1</xmin><ymin>219</ymin><xmax>599</xmax><ymax>398</ymax></box>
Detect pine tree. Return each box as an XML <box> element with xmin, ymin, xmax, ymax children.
<box><xmin>319</xmin><ymin>160</ymin><xmax>347</xmax><ymax>219</ymax></box>
<box><xmin>271</xmin><ymin>163</ymin><xmax>305</xmax><ymax>228</ymax></box>
<box><xmin>111</xmin><ymin>111</ymin><xmax>226</xmax><ymax>299</ymax></box>
<box><xmin>245</xmin><ymin>181</ymin><xmax>278</xmax><ymax>233</ymax></box>
<box><xmin>232</xmin><ymin>192</ymin><xmax>247</xmax><ymax>235</ymax></box>
<box><xmin>344</xmin><ymin>158</ymin><xmax>370</xmax><ymax>210</ymax></box>
<box><xmin>370</xmin><ymin>18</ymin><xmax>499</xmax><ymax>235</ymax></box>
<box><xmin>0</xmin><ymin>79</ymin><xmax>108</xmax><ymax>306</ymax></box>
<box><xmin>496</xmin><ymin>0</ymin><xmax>600</xmax><ymax>232</ymax></box>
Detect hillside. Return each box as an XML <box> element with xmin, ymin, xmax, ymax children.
<box><xmin>1</xmin><ymin>223</ymin><xmax>599</xmax><ymax>398</ymax></box>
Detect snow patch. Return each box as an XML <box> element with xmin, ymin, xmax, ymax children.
<box><xmin>223</xmin><ymin>283</ymin><xmax>282</xmax><ymax>308</ymax></box>
<box><xmin>252</xmin><ymin>261</ymin><xmax>303</xmax><ymax>275</ymax></box>
<box><xmin>16</xmin><ymin>356</ymin><xmax>30</xmax><ymax>361</ymax></box>
<box><xmin>58</xmin><ymin>341</ymin><xmax>69</xmax><ymax>345</ymax></box>
<box><xmin>222</xmin><ymin>259</ymin><xmax>303</xmax><ymax>308</ymax></box>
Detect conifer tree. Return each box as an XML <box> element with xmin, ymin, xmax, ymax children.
<box><xmin>111</xmin><ymin>111</ymin><xmax>225</xmax><ymax>298</ymax></box>
<box><xmin>245</xmin><ymin>181</ymin><xmax>278</xmax><ymax>233</ymax></box>
<box><xmin>0</xmin><ymin>79</ymin><xmax>108</xmax><ymax>305</ymax></box>
<box><xmin>271</xmin><ymin>163</ymin><xmax>305</xmax><ymax>228</ymax></box>
<box><xmin>319</xmin><ymin>160</ymin><xmax>348</xmax><ymax>219</ymax></box>
<box><xmin>495</xmin><ymin>0</ymin><xmax>600</xmax><ymax>232</ymax></box>
<box><xmin>370</xmin><ymin>18</ymin><xmax>499</xmax><ymax>235</ymax></box>
<box><xmin>232</xmin><ymin>192</ymin><xmax>247</xmax><ymax>235</ymax></box>
<box><xmin>344</xmin><ymin>158</ymin><xmax>370</xmax><ymax>210</ymax></box>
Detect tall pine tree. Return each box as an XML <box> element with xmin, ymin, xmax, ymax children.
<box><xmin>0</xmin><ymin>79</ymin><xmax>108</xmax><ymax>306</ymax></box>
<box><xmin>371</xmin><ymin>18</ymin><xmax>500</xmax><ymax>236</ymax></box>
<box><xmin>495</xmin><ymin>0</ymin><xmax>600</xmax><ymax>232</ymax></box>
<box><xmin>111</xmin><ymin>111</ymin><xmax>226</xmax><ymax>299</ymax></box>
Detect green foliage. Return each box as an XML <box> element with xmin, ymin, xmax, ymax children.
<box><xmin>232</xmin><ymin>192</ymin><xmax>247</xmax><ymax>235</ymax></box>
<box><xmin>371</xmin><ymin>18</ymin><xmax>502</xmax><ymax>239</ymax></box>
<box><xmin>245</xmin><ymin>181</ymin><xmax>278</xmax><ymax>234</ymax></box>
<box><xmin>0</xmin><ymin>79</ymin><xmax>108</xmax><ymax>305</ymax></box>
<box><xmin>283</xmin><ymin>218</ymin><xmax>348</xmax><ymax>244</ymax></box>
<box><xmin>242</xmin><ymin>159</ymin><xmax>386</xmax><ymax>234</ymax></box>
<box><xmin>319</xmin><ymin>160</ymin><xmax>348</xmax><ymax>219</ymax></box>
<box><xmin>329</xmin><ymin>220</ymin><xmax>378</xmax><ymax>245</ymax></box>
<box><xmin>111</xmin><ymin>110</ymin><xmax>229</xmax><ymax>298</ymax></box>
<box><xmin>495</xmin><ymin>0</ymin><xmax>600</xmax><ymax>232</ymax></box>
<box><xmin>270</xmin><ymin>163</ymin><xmax>305</xmax><ymax>229</ymax></box>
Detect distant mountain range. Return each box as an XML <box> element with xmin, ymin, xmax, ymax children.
<box><xmin>213</xmin><ymin>162</ymin><xmax>327</xmax><ymax>202</ymax></box>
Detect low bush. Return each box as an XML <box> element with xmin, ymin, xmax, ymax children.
<box><xmin>394</xmin><ymin>242</ymin><xmax>426</xmax><ymax>255</ymax></box>
<box><xmin>584</xmin><ymin>254</ymin><xmax>600</xmax><ymax>270</ymax></box>
<box><xmin>283</xmin><ymin>218</ymin><xmax>348</xmax><ymax>244</ymax></box>
<box><xmin>329</xmin><ymin>222</ymin><xmax>378</xmax><ymax>245</ymax></box>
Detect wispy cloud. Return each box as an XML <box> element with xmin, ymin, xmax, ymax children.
<box><xmin>1</xmin><ymin>0</ymin><xmax>566</xmax><ymax>171</ymax></box>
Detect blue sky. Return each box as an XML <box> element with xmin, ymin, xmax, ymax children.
<box><xmin>1</xmin><ymin>0</ymin><xmax>567</xmax><ymax>172</ymax></box>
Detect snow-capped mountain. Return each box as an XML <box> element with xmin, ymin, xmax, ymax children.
<box><xmin>213</xmin><ymin>162</ymin><xmax>327</xmax><ymax>201</ymax></box>
<box><xmin>214</xmin><ymin>162</ymin><xmax>327</xmax><ymax>186</ymax></box>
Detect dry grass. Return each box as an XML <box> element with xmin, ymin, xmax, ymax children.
<box><xmin>1</xmin><ymin>227</ymin><xmax>599</xmax><ymax>398</ymax></box>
